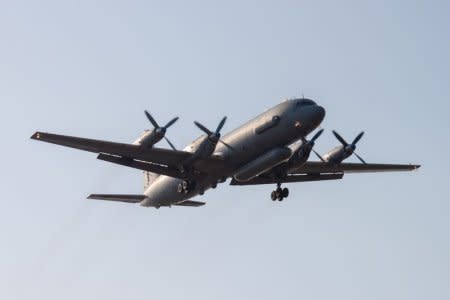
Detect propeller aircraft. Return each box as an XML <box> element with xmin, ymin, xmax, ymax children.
<box><xmin>31</xmin><ymin>98</ymin><xmax>420</xmax><ymax>208</ymax></box>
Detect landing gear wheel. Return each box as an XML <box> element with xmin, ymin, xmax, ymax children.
<box><xmin>177</xmin><ymin>180</ymin><xmax>197</xmax><ymax>194</ymax></box>
<box><xmin>177</xmin><ymin>183</ymin><xmax>183</xmax><ymax>193</ymax></box>
<box><xmin>182</xmin><ymin>180</ymin><xmax>189</xmax><ymax>190</ymax></box>
<box><xmin>271</xmin><ymin>191</ymin><xmax>277</xmax><ymax>201</ymax></box>
<box><xmin>270</xmin><ymin>184</ymin><xmax>289</xmax><ymax>202</ymax></box>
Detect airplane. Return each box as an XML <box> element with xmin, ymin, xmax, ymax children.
<box><xmin>30</xmin><ymin>98</ymin><xmax>420</xmax><ymax>208</ymax></box>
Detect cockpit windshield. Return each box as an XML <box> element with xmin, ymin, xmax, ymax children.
<box><xmin>297</xmin><ymin>98</ymin><xmax>316</xmax><ymax>106</ymax></box>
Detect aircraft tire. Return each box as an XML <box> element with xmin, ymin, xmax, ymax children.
<box><xmin>271</xmin><ymin>191</ymin><xmax>277</xmax><ymax>201</ymax></box>
<box><xmin>177</xmin><ymin>183</ymin><xmax>183</xmax><ymax>193</ymax></box>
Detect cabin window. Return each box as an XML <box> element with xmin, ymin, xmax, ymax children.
<box><xmin>255</xmin><ymin>115</ymin><xmax>281</xmax><ymax>134</ymax></box>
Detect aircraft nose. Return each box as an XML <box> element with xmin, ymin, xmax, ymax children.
<box><xmin>314</xmin><ymin>105</ymin><xmax>326</xmax><ymax>124</ymax></box>
<box><xmin>296</xmin><ymin>104</ymin><xmax>326</xmax><ymax>132</ymax></box>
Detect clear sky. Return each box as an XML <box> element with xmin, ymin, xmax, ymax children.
<box><xmin>1</xmin><ymin>1</ymin><xmax>449</xmax><ymax>299</ymax></box>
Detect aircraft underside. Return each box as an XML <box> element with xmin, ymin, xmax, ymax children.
<box><xmin>31</xmin><ymin>98</ymin><xmax>420</xmax><ymax>209</ymax></box>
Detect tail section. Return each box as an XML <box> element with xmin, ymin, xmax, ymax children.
<box><xmin>87</xmin><ymin>194</ymin><xmax>205</xmax><ymax>208</ymax></box>
<box><xmin>87</xmin><ymin>194</ymin><xmax>145</xmax><ymax>203</ymax></box>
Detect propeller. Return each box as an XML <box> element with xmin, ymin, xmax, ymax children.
<box><xmin>301</xmin><ymin>129</ymin><xmax>325</xmax><ymax>162</ymax></box>
<box><xmin>194</xmin><ymin>117</ymin><xmax>234</xmax><ymax>150</ymax></box>
<box><xmin>310</xmin><ymin>128</ymin><xmax>324</xmax><ymax>143</ymax></box>
<box><xmin>332</xmin><ymin>130</ymin><xmax>366</xmax><ymax>164</ymax></box>
<box><xmin>144</xmin><ymin>110</ymin><xmax>179</xmax><ymax>150</ymax></box>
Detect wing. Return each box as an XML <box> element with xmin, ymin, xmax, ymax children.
<box><xmin>31</xmin><ymin>131</ymin><xmax>228</xmax><ymax>175</ymax></box>
<box><xmin>232</xmin><ymin>162</ymin><xmax>419</xmax><ymax>186</ymax></box>
<box><xmin>96</xmin><ymin>153</ymin><xmax>185</xmax><ymax>179</ymax></box>
<box><xmin>294</xmin><ymin>161</ymin><xmax>420</xmax><ymax>174</ymax></box>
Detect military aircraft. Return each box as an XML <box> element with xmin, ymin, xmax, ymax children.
<box><xmin>31</xmin><ymin>98</ymin><xmax>420</xmax><ymax>208</ymax></box>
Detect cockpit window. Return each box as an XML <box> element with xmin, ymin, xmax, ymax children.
<box><xmin>297</xmin><ymin>99</ymin><xmax>316</xmax><ymax>106</ymax></box>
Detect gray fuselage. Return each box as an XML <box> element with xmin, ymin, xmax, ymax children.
<box><xmin>141</xmin><ymin>99</ymin><xmax>325</xmax><ymax>207</ymax></box>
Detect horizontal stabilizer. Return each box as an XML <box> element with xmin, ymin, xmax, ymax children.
<box><xmin>174</xmin><ymin>200</ymin><xmax>205</xmax><ymax>207</ymax></box>
<box><xmin>87</xmin><ymin>194</ymin><xmax>146</xmax><ymax>203</ymax></box>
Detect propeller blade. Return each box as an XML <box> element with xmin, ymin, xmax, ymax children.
<box><xmin>354</xmin><ymin>152</ymin><xmax>367</xmax><ymax>164</ymax></box>
<box><xmin>219</xmin><ymin>139</ymin><xmax>235</xmax><ymax>151</ymax></box>
<box><xmin>215</xmin><ymin>116</ymin><xmax>227</xmax><ymax>134</ymax></box>
<box><xmin>352</xmin><ymin>131</ymin><xmax>364</xmax><ymax>145</ymax></box>
<box><xmin>164</xmin><ymin>117</ymin><xmax>179</xmax><ymax>129</ymax></box>
<box><xmin>164</xmin><ymin>136</ymin><xmax>177</xmax><ymax>151</ymax></box>
<box><xmin>313</xmin><ymin>149</ymin><xmax>326</xmax><ymax>162</ymax></box>
<box><xmin>332</xmin><ymin>130</ymin><xmax>348</xmax><ymax>146</ymax></box>
<box><xmin>194</xmin><ymin>121</ymin><xmax>213</xmax><ymax>135</ymax></box>
<box><xmin>144</xmin><ymin>110</ymin><xmax>159</xmax><ymax>128</ymax></box>
<box><xmin>311</xmin><ymin>128</ymin><xmax>324</xmax><ymax>142</ymax></box>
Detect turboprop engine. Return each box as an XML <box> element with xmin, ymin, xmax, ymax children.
<box><xmin>177</xmin><ymin>116</ymin><xmax>234</xmax><ymax>172</ymax></box>
<box><xmin>321</xmin><ymin>130</ymin><xmax>366</xmax><ymax>164</ymax></box>
<box><xmin>233</xmin><ymin>147</ymin><xmax>292</xmax><ymax>182</ymax></box>
<box><xmin>285</xmin><ymin>129</ymin><xmax>324</xmax><ymax>171</ymax></box>
<box><xmin>192</xmin><ymin>117</ymin><xmax>234</xmax><ymax>157</ymax></box>
<box><xmin>133</xmin><ymin>110</ymin><xmax>178</xmax><ymax>150</ymax></box>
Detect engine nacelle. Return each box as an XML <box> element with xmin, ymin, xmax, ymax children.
<box><xmin>233</xmin><ymin>147</ymin><xmax>292</xmax><ymax>182</ymax></box>
<box><xmin>322</xmin><ymin>146</ymin><xmax>349</xmax><ymax>165</ymax></box>
<box><xmin>284</xmin><ymin>141</ymin><xmax>313</xmax><ymax>171</ymax></box>
<box><xmin>133</xmin><ymin>129</ymin><xmax>162</xmax><ymax>148</ymax></box>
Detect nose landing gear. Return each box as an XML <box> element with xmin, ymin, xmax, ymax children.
<box><xmin>177</xmin><ymin>180</ymin><xmax>196</xmax><ymax>194</ymax></box>
<box><xmin>271</xmin><ymin>183</ymin><xmax>289</xmax><ymax>201</ymax></box>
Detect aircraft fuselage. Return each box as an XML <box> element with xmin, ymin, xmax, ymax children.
<box><xmin>141</xmin><ymin>99</ymin><xmax>325</xmax><ymax>207</ymax></box>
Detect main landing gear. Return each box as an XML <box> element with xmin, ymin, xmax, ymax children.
<box><xmin>271</xmin><ymin>183</ymin><xmax>289</xmax><ymax>201</ymax></box>
<box><xmin>177</xmin><ymin>180</ymin><xmax>196</xmax><ymax>194</ymax></box>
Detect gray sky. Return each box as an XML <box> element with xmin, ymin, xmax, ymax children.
<box><xmin>1</xmin><ymin>1</ymin><xmax>449</xmax><ymax>299</ymax></box>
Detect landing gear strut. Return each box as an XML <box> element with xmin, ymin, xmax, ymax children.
<box><xmin>177</xmin><ymin>180</ymin><xmax>196</xmax><ymax>194</ymax></box>
<box><xmin>271</xmin><ymin>183</ymin><xmax>289</xmax><ymax>201</ymax></box>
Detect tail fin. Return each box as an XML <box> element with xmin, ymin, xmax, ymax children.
<box><xmin>144</xmin><ymin>171</ymin><xmax>159</xmax><ymax>191</ymax></box>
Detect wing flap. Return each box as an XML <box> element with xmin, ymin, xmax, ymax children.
<box><xmin>230</xmin><ymin>173</ymin><xmax>343</xmax><ymax>185</ymax></box>
<box><xmin>97</xmin><ymin>153</ymin><xmax>185</xmax><ymax>179</ymax></box>
<box><xmin>295</xmin><ymin>162</ymin><xmax>420</xmax><ymax>174</ymax></box>
<box><xmin>87</xmin><ymin>194</ymin><xmax>146</xmax><ymax>203</ymax></box>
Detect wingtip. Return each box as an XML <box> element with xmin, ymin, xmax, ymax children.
<box><xmin>30</xmin><ymin>131</ymin><xmax>41</xmax><ymax>140</ymax></box>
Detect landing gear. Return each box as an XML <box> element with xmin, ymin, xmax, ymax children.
<box><xmin>271</xmin><ymin>183</ymin><xmax>289</xmax><ymax>201</ymax></box>
<box><xmin>271</xmin><ymin>191</ymin><xmax>278</xmax><ymax>201</ymax></box>
<box><xmin>177</xmin><ymin>180</ymin><xmax>196</xmax><ymax>194</ymax></box>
